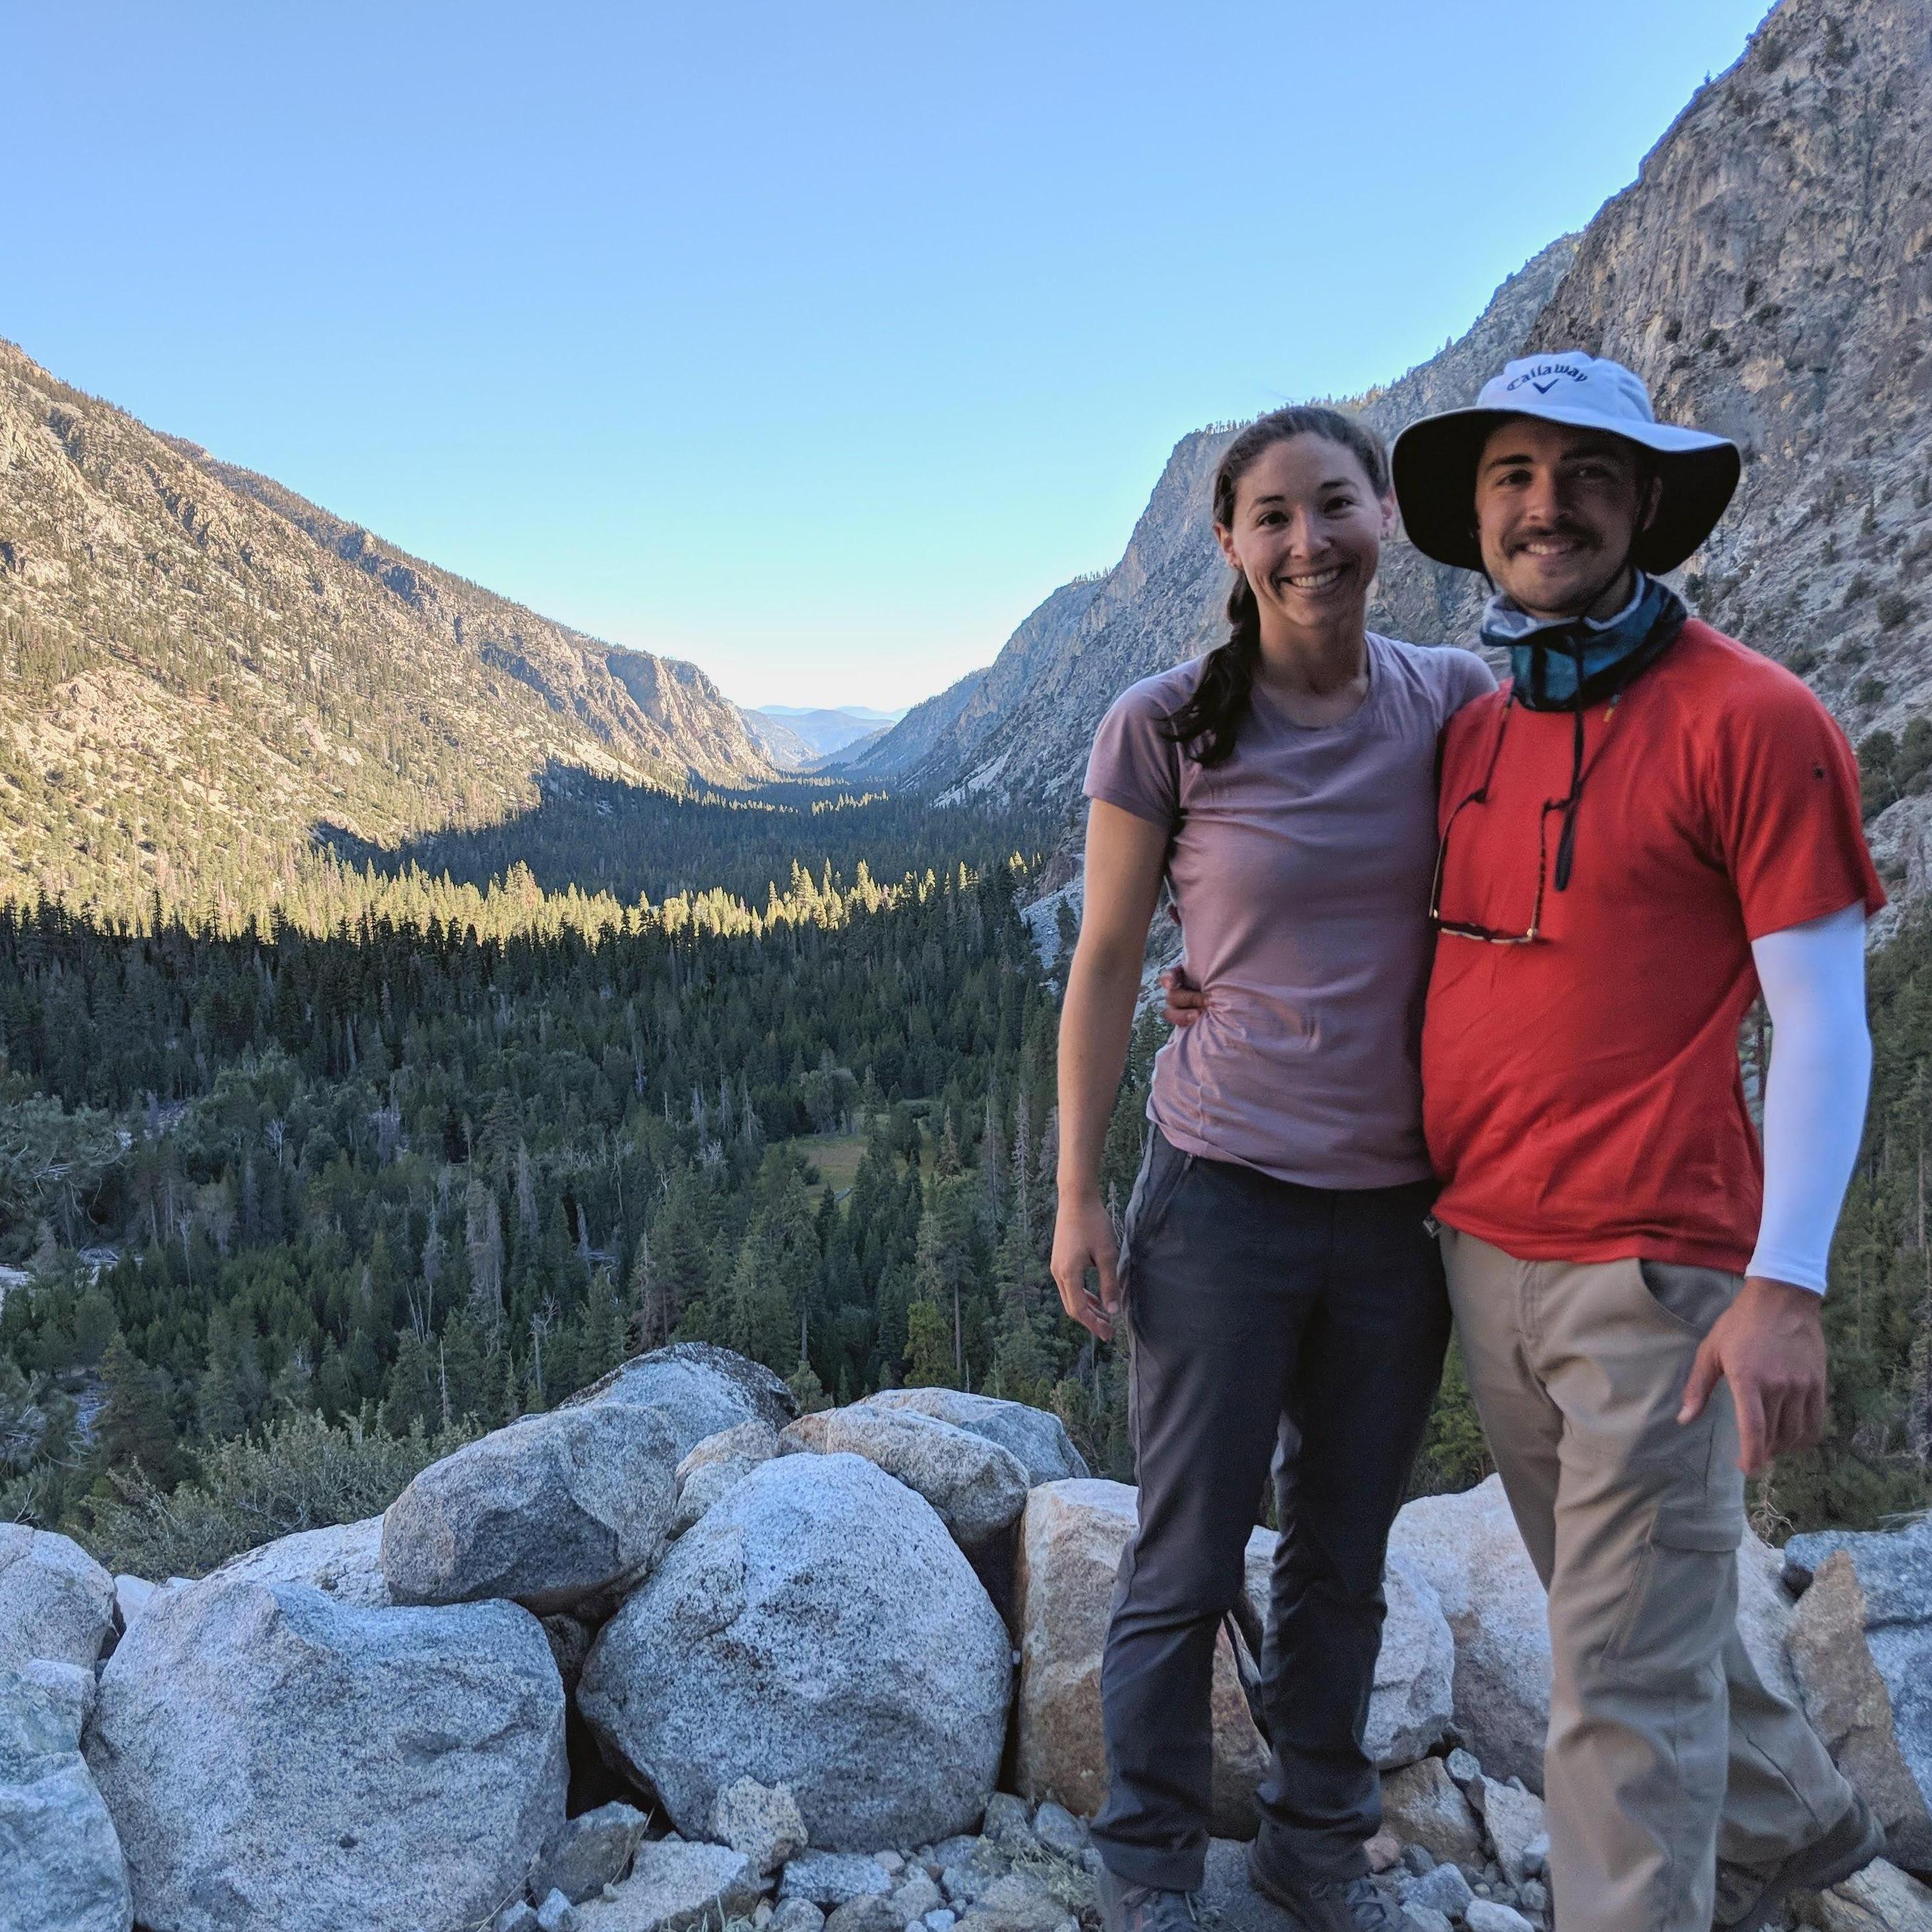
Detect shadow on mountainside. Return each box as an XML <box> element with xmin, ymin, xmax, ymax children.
<box><xmin>313</xmin><ymin>759</ymin><xmax>1052</xmax><ymax>906</ymax></box>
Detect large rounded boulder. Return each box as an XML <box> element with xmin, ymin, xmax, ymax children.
<box><xmin>779</xmin><ymin>1405</ymin><xmax>1029</xmax><ymax>1553</ymax></box>
<box><xmin>579</xmin><ymin>1450</ymin><xmax>1010</xmax><ymax>1850</ymax></box>
<box><xmin>382</xmin><ymin>1400</ymin><xmax>678</xmax><ymax>1614</ymax></box>
<box><xmin>858</xmin><ymin>1388</ymin><xmax>1089</xmax><ymax>1484</ymax></box>
<box><xmin>0</xmin><ymin>1525</ymin><xmax>115</xmax><ymax>1672</ymax></box>
<box><xmin>1386</xmin><ymin>1475</ymin><xmax>1551</xmax><ymax>1790</ymax></box>
<box><xmin>562</xmin><ymin>1342</ymin><xmax>796</xmax><ymax>1458</ymax></box>
<box><xmin>85</xmin><ymin>1576</ymin><xmax>566</xmax><ymax>1932</ymax></box>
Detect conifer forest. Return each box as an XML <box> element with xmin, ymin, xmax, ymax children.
<box><xmin>4</xmin><ymin>750</ymin><xmax>1930</xmax><ymax>1580</ymax></box>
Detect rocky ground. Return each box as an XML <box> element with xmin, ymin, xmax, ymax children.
<box><xmin>3</xmin><ymin>1341</ymin><xmax>1929</xmax><ymax>1932</ymax></box>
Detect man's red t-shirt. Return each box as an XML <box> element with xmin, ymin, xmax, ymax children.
<box><xmin>1422</xmin><ymin>620</ymin><xmax>1885</xmax><ymax>1273</ymax></box>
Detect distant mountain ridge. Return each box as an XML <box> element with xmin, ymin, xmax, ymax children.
<box><xmin>739</xmin><ymin>705</ymin><xmax>906</xmax><ymax>771</ymax></box>
<box><xmin>0</xmin><ymin>341</ymin><xmax>774</xmax><ymax>912</ymax></box>
<box><xmin>852</xmin><ymin>0</ymin><xmax>1932</xmax><ymax>912</ymax></box>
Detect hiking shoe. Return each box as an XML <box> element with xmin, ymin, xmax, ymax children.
<box><xmin>1244</xmin><ymin>1839</ymin><xmax>1398</xmax><ymax>1932</ymax></box>
<box><xmin>1713</xmin><ymin>1793</ymin><xmax>1886</xmax><ymax>1929</ymax></box>
<box><xmin>1095</xmin><ymin>1864</ymin><xmax>1201</xmax><ymax>1932</ymax></box>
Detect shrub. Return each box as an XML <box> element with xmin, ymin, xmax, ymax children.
<box><xmin>1855</xmin><ymin>675</ymin><xmax>1891</xmax><ymax>708</ymax></box>
<box><xmin>1878</xmin><ymin>590</ymin><xmax>1911</xmax><ymax>631</ymax></box>
<box><xmin>76</xmin><ymin>1408</ymin><xmax>477</xmax><ymax>1580</ymax></box>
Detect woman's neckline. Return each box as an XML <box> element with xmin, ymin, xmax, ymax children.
<box><xmin>1246</xmin><ymin>632</ymin><xmax>1382</xmax><ymax>734</ymax></box>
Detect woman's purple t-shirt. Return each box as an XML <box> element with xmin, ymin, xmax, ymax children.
<box><xmin>1084</xmin><ymin>634</ymin><xmax>1495</xmax><ymax>1190</ymax></box>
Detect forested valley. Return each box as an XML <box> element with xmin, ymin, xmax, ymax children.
<box><xmin>0</xmin><ymin>763</ymin><xmax>1929</xmax><ymax>1578</ymax></box>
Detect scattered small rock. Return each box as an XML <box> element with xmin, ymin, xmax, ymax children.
<box><xmin>889</xmin><ymin>1874</ymin><xmax>944</xmax><ymax>1922</ymax></box>
<box><xmin>1402</xmin><ymin>1863</ymin><xmax>1475</xmax><ymax>1921</ymax></box>
<box><xmin>538</xmin><ymin>1889</ymin><xmax>582</xmax><ymax>1932</ymax></box>
<box><xmin>1444</xmin><ymin>1748</ymin><xmax>1482</xmax><ymax>1789</ymax></box>
<box><xmin>1809</xmin><ymin>1859</ymin><xmax>1932</xmax><ymax>1931</ymax></box>
<box><xmin>1400</xmin><ymin>1911</ymin><xmax>1452</xmax><ymax>1932</ymax></box>
<box><xmin>1364</xmin><ymin>1831</ymin><xmax>1402</xmax><ymax>1873</ymax></box>
<box><xmin>536</xmin><ymin>1800</ymin><xmax>652</xmax><ymax>1904</ymax></box>
<box><xmin>782</xmin><ymin>1852</ymin><xmax>898</xmax><ymax>1906</ymax></box>
<box><xmin>1400</xmin><ymin>1845</ymin><xmax>1436</xmax><ymax>1877</ymax></box>
<box><xmin>1471</xmin><ymin>1777</ymin><xmax>1546</xmax><ymax>1888</ymax></box>
<box><xmin>712</xmin><ymin>1776</ymin><xmax>809</xmax><ymax>1875</ymax></box>
<box><xmin>771</xmin><ymin>1900</ymin><xmax>827</xmax><ymax>1932</ymax></box>
<box><xmin>825</xmin><ymin>1899</ymin><xmax>904</xmax><ymax>1932</ymax></box>
<box><xmin>1031</xmin><ymin>1801</ymin><xmax>1086</xmax><ymax>1862</ymax></box>
<box><xmin>1381</xmin><ymin>1756</ymin><xmax>1483</xmax><ymax>1864</ymax></box>
<box><xmin>981</xmin><ymin>1792</ymin><xmax>1035</xmax><ymax>1850</ymax></box>
<box><xmin>952</xmin><ymin>1871</ymin><xmax>1067</xmax><ymax>1932</ymax></box>
<box><xmin>575</xmin><ymin>1839</ymin><xmax>762</xmax><ymax>1932</ymax></box>
<box><xmin>1464</xmin><ymin>1903</ymin><xmax>1534</xmax><ymax>1932</ymax></box>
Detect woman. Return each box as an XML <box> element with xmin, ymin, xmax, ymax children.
<box><xmin>1050</xmin><ymin>406</ymin><xmax>1494</xmax><ymax>1932</ymax></box>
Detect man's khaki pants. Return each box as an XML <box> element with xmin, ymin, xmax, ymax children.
<box><xmin>1441</xmin><ymin>1229</ymin><xmax>1855</xmax><ymax>1932</ymax></box>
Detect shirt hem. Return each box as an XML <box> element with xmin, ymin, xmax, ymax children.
<box><xmin>1154</xmin><ymin>1112</ymin><xmax>1436</xmax><ymax>1195</ymax></box>
<box><xmin>1435</xmin><ymin>1210</ymin><xmax>1752</xmax><ymax>1275</ymax></box>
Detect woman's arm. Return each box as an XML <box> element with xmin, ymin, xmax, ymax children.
<box><xmin>1050</xmin><ymin>799</ymin><xmax>1171</xmax><ymax>1338</ymax></box>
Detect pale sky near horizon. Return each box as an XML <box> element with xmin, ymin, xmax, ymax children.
<box><xmin>9</xmin><ymin>1</ymin><xmax>1772</xmax><ymax>711</ymax></box>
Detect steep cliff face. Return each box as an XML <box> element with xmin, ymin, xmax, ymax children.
<box><xmin>872</xmin><ymin>0</ymin><xmax>1931</xmax><ymax>884</ymax></box>
<box><xmin>0</xmin><ymin>341</ymin><xmax>772</xmax><ymax>907</ymax></box>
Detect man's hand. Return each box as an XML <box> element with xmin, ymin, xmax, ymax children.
<box><xmin>1160</xmin><ymin>968</ymin><xmax>1206</xmax><ymax>1029</ymax></box>
<box><xmin>1050</xmin><ymin>1191</ymin><xmax>1123</xmax><ymax>1341</ymax></box>
<box><xmin>1678</xmin><ymin>1276</ymin><xmax>1828</xmax><ymax>1476</ymax></box>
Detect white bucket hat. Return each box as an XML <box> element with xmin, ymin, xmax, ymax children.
<box><xmin>1391</xmin><ymin>351</ymin><xmax>1741</xmax><ymax>574</ymax></box>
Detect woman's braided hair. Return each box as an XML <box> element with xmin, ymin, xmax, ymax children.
<box><xmin>1163</xmin><ymin>405</ymin><xmax>1390</xmax><ymax>767</ymax></box>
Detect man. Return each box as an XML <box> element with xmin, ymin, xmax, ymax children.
<box><xmin>1167</xmin><ymin>352</ymin><xmax>1885</xmax><ymax>1931</ymax></box>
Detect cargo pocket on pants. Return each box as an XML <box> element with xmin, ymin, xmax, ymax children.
<box><xmin>1601</xmin><ymin>1482</ymin><xmax>1743</xmax><ymax>1679</ymax></box>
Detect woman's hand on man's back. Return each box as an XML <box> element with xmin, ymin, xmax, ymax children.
<box><xmin>1161</xmin><ymin>968</ymin><xmax>1206</xmax><ymax>1027</ymax></box>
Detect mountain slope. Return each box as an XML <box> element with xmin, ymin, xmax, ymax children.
<box><xmin>0</xmin><ymin>341</ymin><xmax>773</xmax><ymax>912</ymax></box>
<box><xmin>866</xmin><ymin>0</ymin><xmax>1931</xmax><ymax>874</ymax></box>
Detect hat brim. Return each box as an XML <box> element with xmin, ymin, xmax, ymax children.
<box><xmin>1390</xmin><ymin>403</ymin><xmax>1741</xmax><ymax>575</ymax></box>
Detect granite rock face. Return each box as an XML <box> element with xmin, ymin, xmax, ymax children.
<box><xmin>1787</xmin><ymin>1519</ymin><xmax>1932</xmax><ymax>1871</ymax></box>
<box><xmin>573</xmin><ymin>1840</ymin><xmax>761</xmax><ymax>1932</ymax></box>
<box><xmin>563</xmin><ymin>1342</ymin><xmax>797</xmax><ymax>1458</ymax></box>
<box><xmin>780</xmin><ymin>1405</ymin><xmax>1030</xmax><ymax>1552</ymax></box>
<box><xmin>0</xmin><ymin>1662</ymin><xmax>132</xmax><ymax>1932</ymax></box>
<box><xmin>0</xmin><ymin>1524</ymin><xmax>115</xmax><ymax>1672</ymax></box>
<box><xmin>856</xmin><ymin>1389</ymin><xmax>1091</xmax><ymax>1485</ymax></box>
<box><xmin>1011</xmin><ymin>1479</ymin><xmax>1268</xmax><ymax>1836</ymax></box>
<box><xmin>85</xmin><ymin>1576</ymin><xmax>567</xmax><ymax>1932</ymax></box>
<box><xmin>1388</xmin><ymin>1477</ymin><xmax>1551</xmax><ymax>1790</ymax></box>
<box><xmin>204</xmin><ymin>1516</ymin><xmax>390</xmax><ymax>1610</ymax></box>
<box><xmin>0</xmin><ymin>341</ymin><xmax>776</xmax><ymax>914</ymax></box>
<box><xmin>579</xmin><ymin>1451</ymin><xmax>1009</xmax><ymax>1850</ymax></box>
<box><xmin>671</xmin><ymin>1420</ymin><xmax>778</xmax><ymax>1537</ymax></box>
<box><xmin>382</xmin><ymin>1400</ymin><xmax>678</xmax><ymax>1613</ymax></box>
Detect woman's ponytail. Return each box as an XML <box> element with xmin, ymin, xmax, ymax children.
<box><xmin>1163</xmin><ymin>405</ymin><xmax>1388</xmax><ymax>769</ymax></box>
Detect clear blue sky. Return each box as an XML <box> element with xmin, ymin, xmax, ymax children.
<box><xmin>8</xmin><ymin>1</ymin><xmax>1771</xmax><ymax>710</ymax></box>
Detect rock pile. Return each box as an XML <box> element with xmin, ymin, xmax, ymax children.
<box><xmin>4</xmin><ymin>1342</ymin><xmax>1930</xmax><ymax>1932</ymax></box>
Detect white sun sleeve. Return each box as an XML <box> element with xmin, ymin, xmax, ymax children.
<box><xmin>1745</xmin><ymin>902</ymin><xmax>1872</xmax><ymax>1295</ymax></box>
